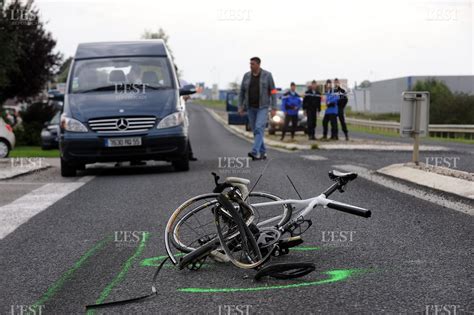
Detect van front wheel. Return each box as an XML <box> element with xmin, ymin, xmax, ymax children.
<box><xmin>61</xmin><ymin>158</ymin><xmax>77</xmax><ymax>177</ymax></box>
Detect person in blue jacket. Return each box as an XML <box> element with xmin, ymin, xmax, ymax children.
<box><xmin>281</xmin><ymin>82</ymin><xmax>302</xmax><ymax>141</ymax></box>
<box><xmin>322</xmin><ymin>79</ymin><xmax>339</xmax><ymax>140</ymax></box>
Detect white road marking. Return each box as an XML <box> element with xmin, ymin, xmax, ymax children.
<box><xmin>0</xmin><ymin>176</ymin><xmax>94</xmax><ymax>239</ymax></box>
<box><xmin>301</xmin><ymin>155</ymin><xmax>328</xmax><ymax>161</ymax></box>
<box><xmin>332</xmin><ymin>164</ymin><xmax>473</xmax><ymax>216</ymax></box>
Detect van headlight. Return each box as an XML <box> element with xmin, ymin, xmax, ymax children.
<box><xmin>60</xmin><ymin>114</ymin><xmax>88</xmax><ymax>132</ymax></box>
<box><xmin>272</xmin><ymin>115</ymin><xmax>282</xmax><ymax>123</ymax></box>
<box><xmin>157</xmin><ymin>112</ymin><xmax>185</xmax><ymax>129</ymax></box>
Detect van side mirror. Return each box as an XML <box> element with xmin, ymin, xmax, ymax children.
<box><xmin>49</xmin><ymin>93</ymin><xmax>65</xmax><ymax>102</ymax></box>
<box><xmin>179</xmin><ymin>84</ymin><xmax>196</xmax><ymax>96</ymax></box>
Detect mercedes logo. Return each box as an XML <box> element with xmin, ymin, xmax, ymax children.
<box><xmin>116</xmin><ymin>118</ymin><xmax>129</xmax><ymax>130</ymax></box>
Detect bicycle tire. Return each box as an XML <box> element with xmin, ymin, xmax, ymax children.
<box><xmin>215</xmin><ymin>193</ymin><xmax>268</xmax><ymax>269</ymax></box>
<box><xmin>254</xmin><ymin>262</ymin><xmax>316</xmax><ymax>280</ymax></box>
<box><xmin>166</xmin><ymin>192</ymin><xmax>292</xmax><ymax>256</ymax></box>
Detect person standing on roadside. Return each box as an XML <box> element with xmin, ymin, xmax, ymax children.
<box><xmin>238</xmin><ymin>57</ymin><xmax>277</xmax><ymax>160</ymax></box>
<box><xmin>322</xmin><ymin>79</ymin><xmax>339</xmax><ymax>140</ymax></box>
<box><xmin>281</xmin><ymin>82</ymin><xmax>302</xmax><ymax>141</ymax></box>
<box><xmin>303</xmin><ymin>80</ymin><xmax>321</xmax><ymax>140</ymax></box>
<box><xmin>334</xmin><ymin>78</ymin><xmax>349</xmax><ymax>140</ymax></box>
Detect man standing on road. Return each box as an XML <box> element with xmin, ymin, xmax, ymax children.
<box><xmin>334</xmin><ymin>78</ymin><xmax>349</xmax><ymax>140</ymax></box>
<box><xmin>303</xmin><ymin>80</ymin><xmax>322</xmax><ymax>140</ymax></box>
<box><xmin>238</xmin><ymin>57</ymin><xmax>277</xmax><ymax>160</ymax></box>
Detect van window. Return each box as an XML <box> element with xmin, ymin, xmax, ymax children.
<box><xmin>69</xmin><ymin>57</ymin><xmax>175</xmax><ymax>93</ymax></box>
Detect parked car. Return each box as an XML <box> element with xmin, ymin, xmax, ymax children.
<box><xmin>41</xmin><ymin>111</ymin><xmax>60</xmax><ymax>150</ymax></box>
<box><xmin>59</xmin><ymin>40</ymin><xmax>196</xmax><ymax>177</ymax></box>
<box><xmin>0</xmin><ymin>117</ymin><xmax>15</xmax><ymax>158</ymax></box>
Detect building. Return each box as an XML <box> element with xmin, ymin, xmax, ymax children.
<box><xmin>349</xmin><ymin>75</ymin><xmax>474</xmax><ymax>113</ymax></box>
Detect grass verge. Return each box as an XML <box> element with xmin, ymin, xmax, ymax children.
<box><xmin>10</xmin><ymin>146</ymin><xmax>60</xmax><ymax>158</ymax></box>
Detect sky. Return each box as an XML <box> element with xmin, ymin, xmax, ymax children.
<box><xmin>32</xmin><ymin>0</ymin><xmax>474</xmax><ymax>89</ymax></box>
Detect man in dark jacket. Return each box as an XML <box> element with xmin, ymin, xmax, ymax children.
<box><xmin>334</xmin><ymin>78</ymin><xmax>349</xmax><ymax>140</ymax></box>
<box><xmin>238</xmin><ymin>57</ymin><xmax>277</xmax><ymax>160</ymax></box>
<box><xmin>303</xmin><ymin>80</ymin><xmax>321</xmax><ymax>140</ymax></box>
<box><xmin>281</xmin><ymin>82</ymin><xmax>302</xmax><ymax>141</ymax></box>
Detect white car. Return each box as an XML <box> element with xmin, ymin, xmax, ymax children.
<box><xmin>0</xmin><ymin>117</ymin><xmax>15</xmax><ymax>158</ymax></box>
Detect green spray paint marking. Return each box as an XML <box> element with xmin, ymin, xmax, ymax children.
<box><xmin>87</xmin><ymin>232</ymin><xmax>150</xmax><ymax>315</ymax></box>
<box><xmin>178</xmin><ymin>268</ymin><xmax>369</xmax><ymax>293</ymax></box>
<box><xmin>291</xmin><ymin>246</ymin><xmax>321</xmax><ymax>251</ymax></box>
<box><xmin>28</xmin><ymin>235</ymin><xmax>113</xmax><ymax>314</ymax></box>
<box><xmin>140</xmin><ymin>253</ymin><xmax>183</xmax><ymax>267</ymax></box>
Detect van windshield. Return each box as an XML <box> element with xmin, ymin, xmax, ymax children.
<box><xmin>69</xmin><ymin>57</ymin><xmax>175</xmax><ymax>93</ymax></box>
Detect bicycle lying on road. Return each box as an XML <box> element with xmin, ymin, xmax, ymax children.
<box><xmin>86</xmin><ymin>169</ymin><xmax>371</xmax><ymax>310</ymax></box>
<box><xmin>165</xmin><ymin>170</ymin><xmax>371</xmax><ymax>278</ymax></box>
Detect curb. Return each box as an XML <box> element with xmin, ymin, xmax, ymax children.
<box><xmin>204</xmin><ymin>107</ymin><xmax>450</xmax><ymax>152</ymax></box>
<box><xmin>377</xmin><ymin>163</ymin><xmax>474</xmax><ymax>201</ymax></box>
<box><xmin>205</xmin><ymin>108</ymin><xmax>310</xmax><ymax>152</ymax></box>
<box><xmin>0</xmin><ymin>159</ymin><xmax>51</xmax><ymax>180</ymax></box>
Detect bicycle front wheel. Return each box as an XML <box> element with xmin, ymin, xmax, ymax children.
<box><xmin>165</xmin><ymin>191</ymin><xmax>291</xmax><ymax>256</ymax></box>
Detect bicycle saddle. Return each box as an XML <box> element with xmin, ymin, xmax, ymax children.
<box><xmin>328</xmin><ymin>170</ymin><xmax>357</xmax><ymax>182</ymax></box>
<box><xmin>225</xmin><ymin>177</ymin><xmax>251</xmax><ymax>186</ymax></box>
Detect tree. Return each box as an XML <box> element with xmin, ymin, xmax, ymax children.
<box><xmin>412</xmin><ymin>78</ymin><xmax>474</xmax><ymax>124</ymax></box>
<box><xmin>141</xmin><ymin>27</ymin><xmax>181</xmax><ymax>78</ymax></box>
<box><xmin>359</xmin><ymin>80</ymin><xmax>371</xmax><ymax>88</ymax></box>
<box><xmin>228</xmin><ymin>78</ymin><xmax>240</xmax><ymax>92</ymax></box>
<box><xmin>56</xmin><ymin>57</ymin><xmax>72</xmax><ymax>83</ymax></box>
<box><xmin>0</xmin><ymin>0</ymin><xmax>62</xmax><ymax>107</ymax></box>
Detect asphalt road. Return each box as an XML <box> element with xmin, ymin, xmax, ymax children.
<box><xmin>1</xmin><ymin>103</ymin><xmax>473</xmax><ymax>315</ymax></box>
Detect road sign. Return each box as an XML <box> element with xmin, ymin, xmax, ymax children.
<box><xmin>401</xmin><ymin>91</ymin><xmax>430</xmax><ymax>164</ymax></box>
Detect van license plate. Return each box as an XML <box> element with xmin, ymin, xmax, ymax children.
<box><xmin>106</xmin><ymin>137</ymin><xmax>142</xmax><ymax>147</ymax></box>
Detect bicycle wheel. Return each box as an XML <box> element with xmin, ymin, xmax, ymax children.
<box><xmin>165</xmin><ymin>192</ymin><xmax>291</xmax><ymax>256</ymax></box>
<box><xmin>254</xmin><ymin>262</ymin><xmax>316</xmax><ymax>280</ymax></box>
<box><xmin>214</xmin><ymin>193</ymin><xmax>268</xmax><ymax>269</ymax></box>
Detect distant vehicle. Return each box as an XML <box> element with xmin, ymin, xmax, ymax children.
<box><xmin>0</xmin><ymin>117</ymin><xmax>15</xmax><ymax>158</ymax></box>
<box><xmin>226</xmin><ymin>91</ymin><xmax>250</xmax><ymax>131</ymax></box>
<box><xmin>59</xmin><ymin>40</ymin><xmax>196</xmax><ymax>177</ymax></box>
<box><xmin>226</xmin><ymin>91</ymin><xmax>307</xmax><ymax>135</ymax></box>
<box><xmin>41</xmin><ymin>111</ymin><xmax>60</xmax><ymax>150</ymax></box>
<box><xmin>268</xmin><ymin>92</ymin><xmax>307</xmax><ymax>135</ymax></box>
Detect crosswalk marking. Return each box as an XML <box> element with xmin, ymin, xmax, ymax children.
<box><xmin>0</xmin><ymin>176</ymin><xmax>94</xmax><ymax>239</ymax></box>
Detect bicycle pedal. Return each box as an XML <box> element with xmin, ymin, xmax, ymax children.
<box><xmin>279</xmin><ymin>236</ymin><xmax>304</xmax><ymax>249</ymax></box>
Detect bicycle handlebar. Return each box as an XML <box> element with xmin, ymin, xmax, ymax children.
<box><xmin>326</xmin><ymin>200</ymin><xmax>371</xmax><ymax>218</ymax></box>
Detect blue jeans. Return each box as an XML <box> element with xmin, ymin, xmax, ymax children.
<box><xmin>247</xmin><ymin>107</ymin><xmax>268</xmax><ymax>155</ymax></box>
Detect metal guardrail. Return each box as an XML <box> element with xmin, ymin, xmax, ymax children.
<box><xmin>345</xmin><ymin>118</ymin><xmax>474</xmax><ymax>140</ymax></box>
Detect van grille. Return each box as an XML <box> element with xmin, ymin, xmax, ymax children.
<box><xmin>88</xmin><ymin>117</ymin><xmax>156</xmax><ymax>133</ymax></box>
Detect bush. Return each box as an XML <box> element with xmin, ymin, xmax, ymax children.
<box><xmin>412</xmin><ymin>79</ymin><xmax>474</xmax><ymax>124</ymax></box>
<box><xmin>14</xmin><ymin>101</ymin><xmax>56</xmax><ymax>146</ymax></box>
